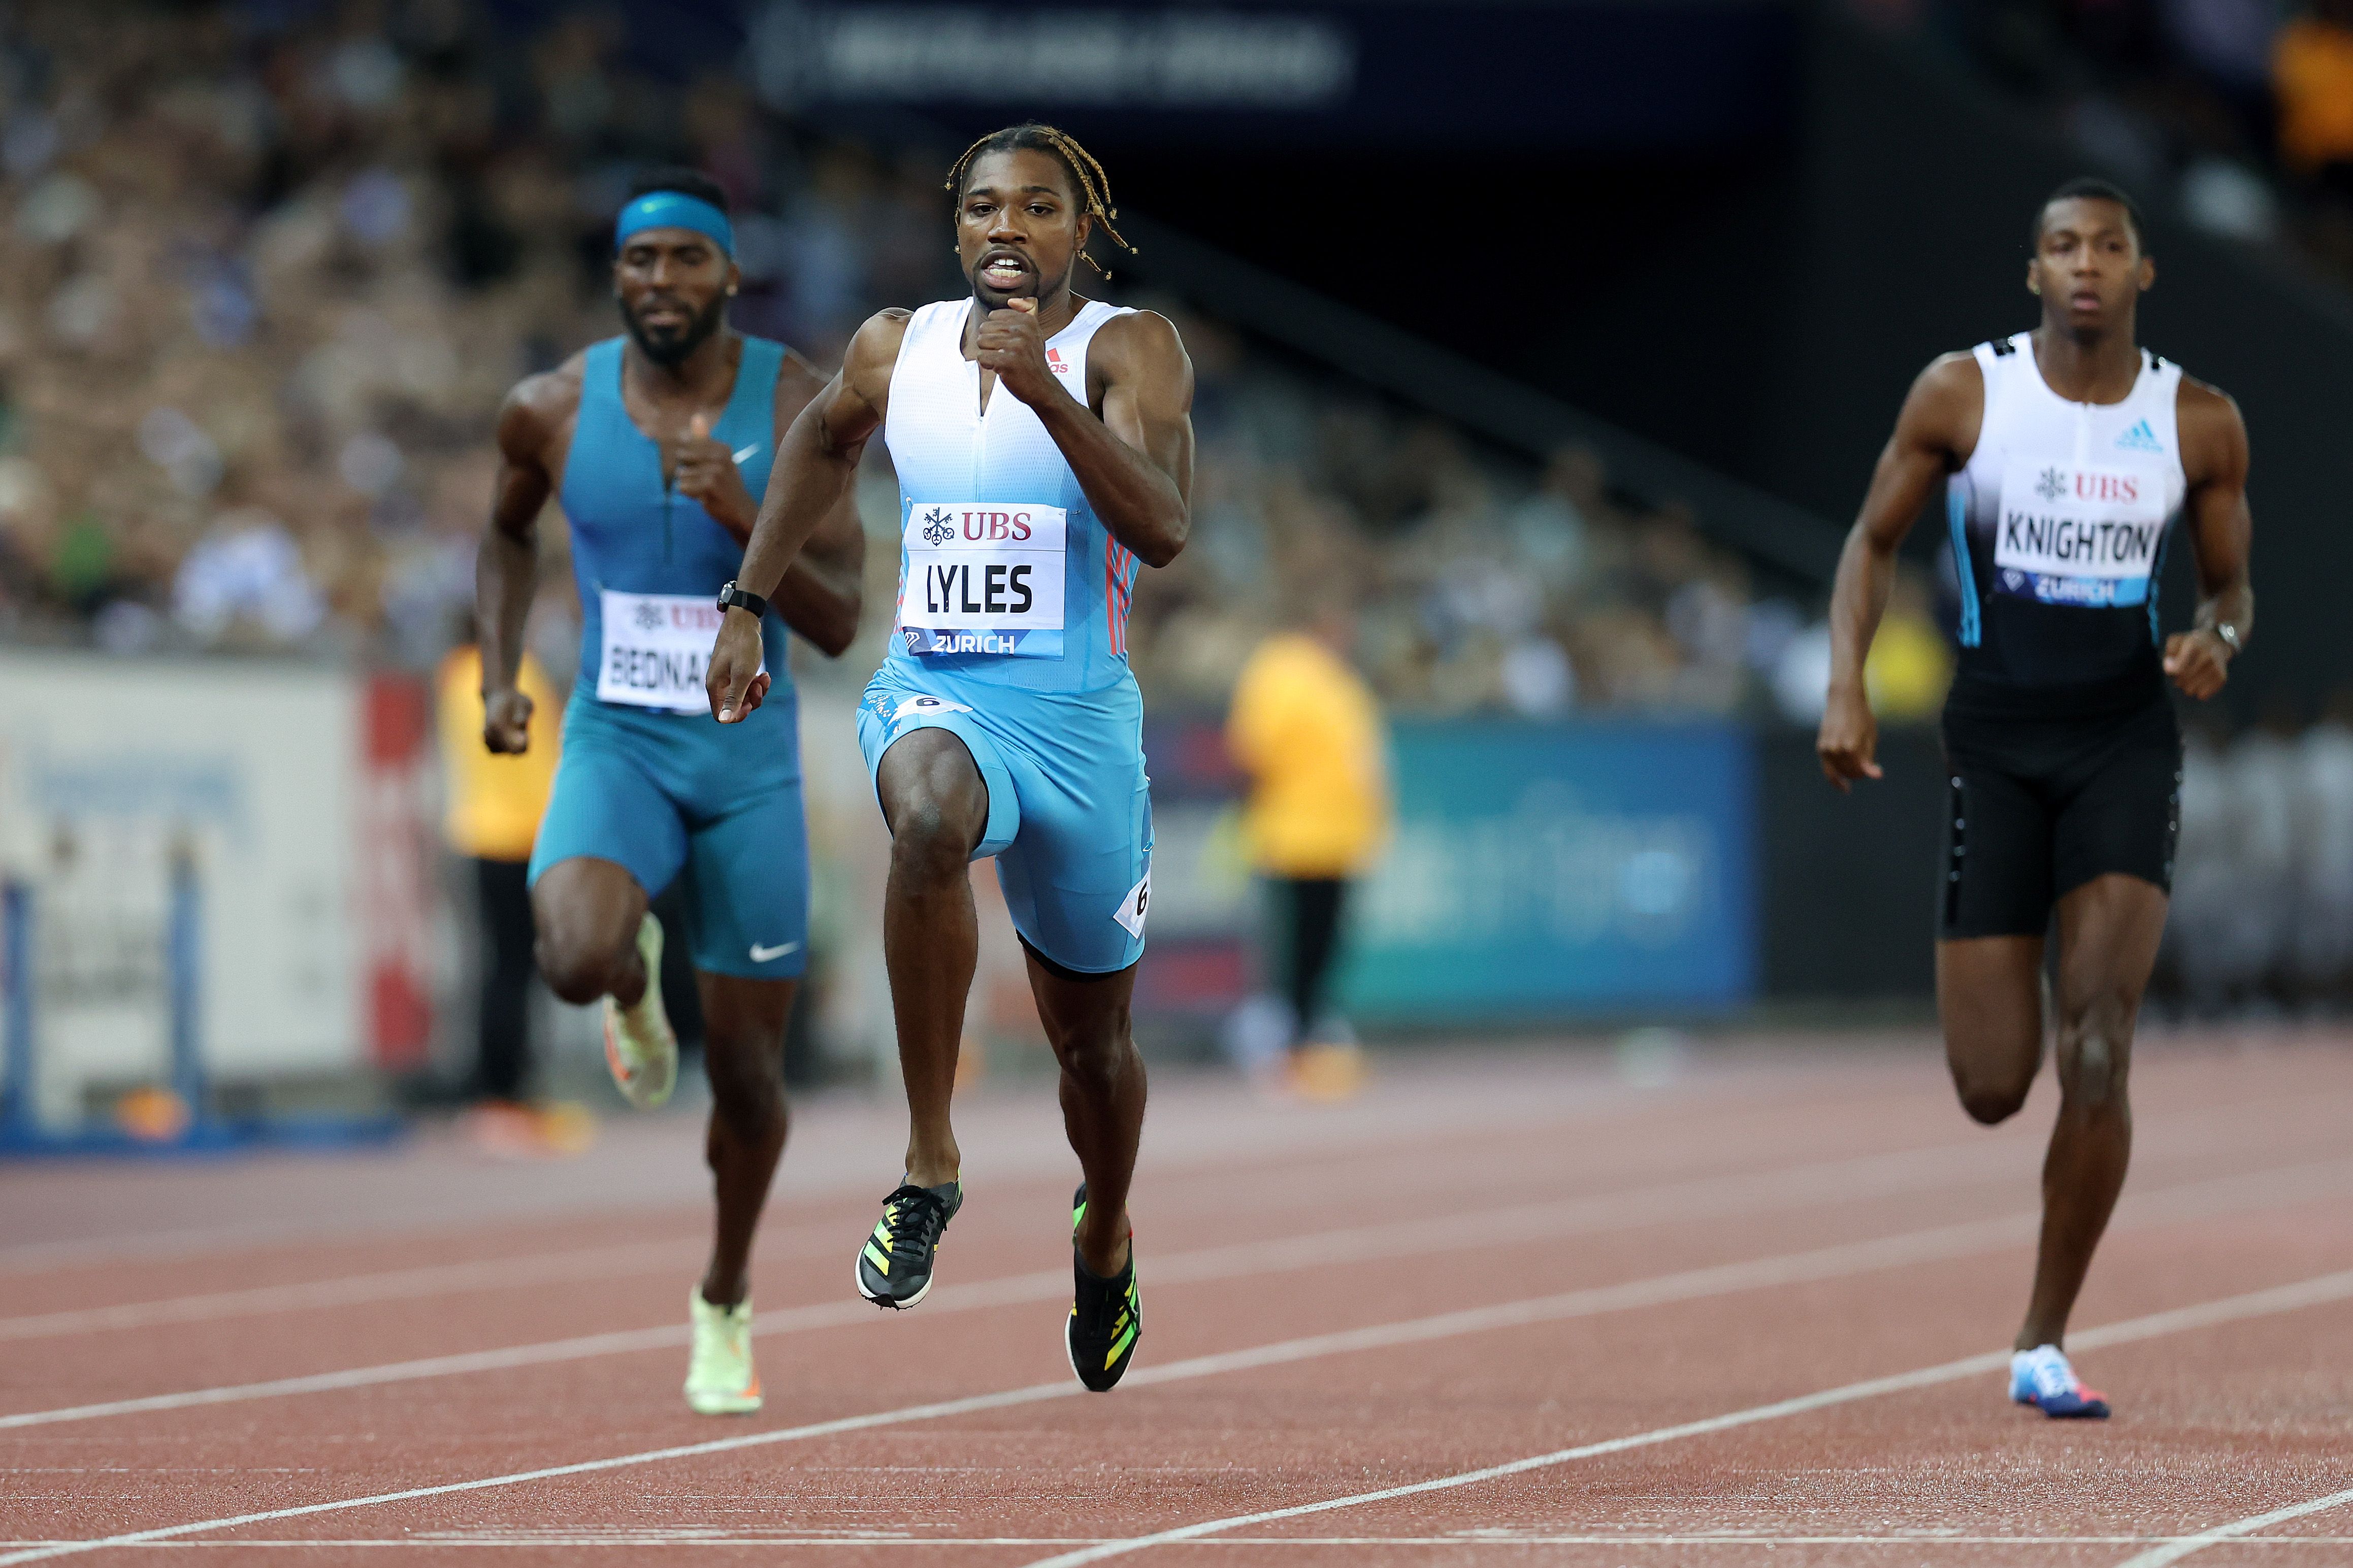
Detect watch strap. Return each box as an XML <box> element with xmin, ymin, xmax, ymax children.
<box><xmin>717</xmin><ymin>580</ymin><xmax>769</xmax><ymax>620</ymax></box>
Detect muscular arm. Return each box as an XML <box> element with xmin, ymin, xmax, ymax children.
<box><xmin>709</xmin><ymin>311</ymin><xmax>906</xmax><ymax>721</ymax></box>
<box><xmin>1818</xmin><ymin>352</ymin><xmax>1981</xmax><ymax>790</ymax></box>
<box><xmin>475</xmin><ymin>369</ymin><xmax>574</xmax><ymax>753</ymax></box>
<box><xmin>764</xmin><ymin>354</ymin><xmax>866</xmax><ymax>658</ymax></box>
<box><xmin>2163</xmin><ymin>380</ymin><xmax>2254</xmax><ymax>700</ymax></box>
<box><xmin>1036</xmin><ymin>309</ymin><xmax>1195</xmax><ymax>568</ymax></box>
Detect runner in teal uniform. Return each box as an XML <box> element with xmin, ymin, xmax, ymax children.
<box><xmin>707</xmin><ymin>125</ymin><xmax>1193</xmax><ymax>1392</ymax></box>
<box><xmin>475</xmin><ymin>169</ymin><xmax>864</xmax><ymax>1416</ymax></box>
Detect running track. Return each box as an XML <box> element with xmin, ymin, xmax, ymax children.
<box><xmin>4</xmin><ymin>1034</ymin><xmax>2351</xmax><ymax>1565</ymax></box>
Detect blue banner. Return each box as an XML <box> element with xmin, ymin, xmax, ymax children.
<box><xmin>1341</xmin><ymin>721</ymin><xmax>1756</xmax><ymax>1020</ymax></box>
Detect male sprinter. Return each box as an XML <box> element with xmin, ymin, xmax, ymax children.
<box><xmin>1819</xmin><ymin>179</ymin><xmax>2253</xmax><ymax>1418</ymax></box>
<box><xmin>476</xmin><ymin>169</ymin><xmax>864</xmax><ymax>1415</ymax></box>
<box><xmin>708</xmin><ymin>124</ymin><xmax>1191</xmax><ymax>1392</ymax></box>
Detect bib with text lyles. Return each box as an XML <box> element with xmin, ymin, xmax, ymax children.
<box><xmin>897</xmin><ymin>500</ymin><xmax>1066</xmax><ymax>657</ymax></box>
<box><xmin>1993</xmin><ymin>459</ymin><xmax>2168</xmax><ymax>609</ymax></box>
<box><xmin>595</xmin><ymin>590</ymin><xmax>759</xmax><ymax>712</ymax></box>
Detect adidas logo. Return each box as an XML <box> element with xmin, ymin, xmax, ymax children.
<box><xmin>2115</xmin><ymin>418</ymin><xmax>2164</xmax><ymax>454</ymax></box>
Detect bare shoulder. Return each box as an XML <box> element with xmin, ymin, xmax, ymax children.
<box><xmin>1098</xmin><ymin>308</ymin><xmax>1188</xmax><ymax>361</ymax></box>
<box><xmin>2176</xmin><ymin>372</ymin><xmax>2248</xmax><ymax>482</ymax></box>
<box><xmin>851</xmin><ymin>307</ymin><xmax>915</xmax><ymax>356</ymax></box>
<box><xmin>2176</xmin><ymin>372</ymin><xmax>2244</xmax><ymax>432</ymax></box>
<box><xmin>1095</xmin><ymin>308</ymin><xmax>1193</xmax><ymax>394</ymax></box>
<box><xmin>837</xmin><ymin>308</ymin><xmax>916</xmax><ymax>390</ymax></box>
<box><xmin>1914</xmin><ymin>349</ymin><xmax>1984</xmax><ymax>400</ymax></box>
<box><xmin>497</xmin><ymin>355</ymin><xmax>584</xmax><ymax>458</ymax></box>
<box><xmin>774</xmin><ymin>345</ymin><xmax>831</xmax><ymax>422</ymax></box>
<box><xmin>1896</xmin><ymin>350</ymin><xmax>1985</xmax><ymax>457</ymax></box>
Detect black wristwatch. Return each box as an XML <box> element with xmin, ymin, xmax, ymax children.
<box><xmin>716</xmin><ymin>580</ymin><xmax>769</xmax><ymax>619</ymax></box>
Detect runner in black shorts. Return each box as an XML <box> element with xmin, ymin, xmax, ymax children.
<box><xmin>1817</xmin><ymin>179</ymin><xmax>2254</xmax><ymax>1419</ymax></box>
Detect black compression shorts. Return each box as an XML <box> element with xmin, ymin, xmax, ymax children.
<box><xmin>1938</xmin><ymin>696</ymin><xmax>2182</xmax><ymax>940</ymax></box>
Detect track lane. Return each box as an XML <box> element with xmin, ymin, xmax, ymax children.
<box><xmin>6</xmin><ymin>1042</ymin><xmax>2351</xmax><ymax>1565</ymax></box>
<box><xmin>9</xmin><ymin>1154</ymin><xmax>2353</xmax><ymax>1560</ymax></box>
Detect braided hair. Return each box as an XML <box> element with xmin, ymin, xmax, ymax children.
<box><xmin>945</xmin><ymin>122</ymin><xmax>1133</xmax><ymax>276</ymax></box>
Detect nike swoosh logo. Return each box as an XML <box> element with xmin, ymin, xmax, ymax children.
<box><xmin>731</xmin><ymin>444</ymin><xmax>760</xmax><ymax>464</ymax></box>
<box><xmin>748</xmin><ymin>941</ymin><xmax>801</xmax><ymax>962</ymax></box>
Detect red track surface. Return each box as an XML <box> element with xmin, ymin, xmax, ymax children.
<box><xmin>5</xmin><ymin>1033</ymin><xmax>2353</xmax><ymax>1565</ymax></box>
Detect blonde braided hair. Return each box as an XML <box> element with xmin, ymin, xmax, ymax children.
<box><xmin>945</xmin><ymin>122</ymin><xmax>1133</xmax><ymax>276</ymax></box>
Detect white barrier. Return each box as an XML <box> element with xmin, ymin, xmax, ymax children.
<box><xmin>0</xmin><ymin>652</ymin><xmax>375</xmax><ymax>1122</ymax></box>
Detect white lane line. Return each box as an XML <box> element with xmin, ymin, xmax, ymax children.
<box><xmin>12</xmin><ymin>1087</ymin><xmax>2324</xmax><ymax>1340</ymax></box>
<box><xmin>0</xmin><ymin>1071</ymin><xmax>1710</xmax><ymax>1279</ymax></box>
<box><xmin>0</xmin><ymin>1242</ymin><xmax>700</xmax><ymax>1343</ymax></box>
<box><xmin>1019</xmin><ymin>1265</ymin><xmax>2353</xmax><ymax>1568</ymax></box>
<box><xmin>2114</xmin><ymin>1487</ymin><xmax>2353</xmax><ymax>1566</ymax></box>
<box><xmin>9</xmin><ymin>1534</ymin><xmax>2353</xmax><ymax>1549</ymax></box>
<box><xmin>6</xmin><ymin>1151</ymin><xmax>2346</xmax><ymax>1433</ymax></box>
<box><xmin>0</xmin><ymin>1138</ymin><xmax>2032</xmax><ymax>1424</ymax></box>
<box><xmin>0</xmin><ymin>1138</ymin><xmax>1965</xmax><ymax>1342</ymax></box>
<box><xmin>10</xmin><ymin>1196</ymin><xmax>2353</xmax><ymax>1565</ymax></box>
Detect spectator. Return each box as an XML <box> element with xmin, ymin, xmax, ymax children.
<box><xmin>2275</xmin><ymin>0</ymin><xmax>2353</xmax><ymax>199</ymax></box>
<box><xmin>1223</xmin><ymin>595</ymin><xmax>1391</xmax><ymax>1100</ymax></box>
<box><xmin>433</xmin><ymin>633</ymin><xmax>587</xmax><ymax>1155</ymax></box>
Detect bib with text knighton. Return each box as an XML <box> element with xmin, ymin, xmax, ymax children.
<box><xmin>1992</xmin><ymin>459</ymin><xmax>2168</xmax><ymax>609</ymax></box>
<box><xmin>897</xmin><ymin>501</ymin><xmax>1066</xmax><ymax>657</ymax></box>
<box><xmin>595</xmin><ymin>590</ymin><xmax>755</xmax><ymax>712</ymax></box>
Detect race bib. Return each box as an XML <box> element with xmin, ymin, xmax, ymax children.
<box><xmin>595</xmin><ymin>590</ymin><xmax>756</xmax><ymax>713</ymax></box>
<box><xmin>897</xmin><ymin>501</ymin><xmax>1065</xmax><ymax>658</ymax></box>
<box><xmin>1993</xmin><ymin>460</ymin><xmax>2168</xmax><ymax>609</ymax></box>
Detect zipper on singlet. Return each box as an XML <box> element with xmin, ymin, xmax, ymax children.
<box><xmin>660</xmin><ymin>461</ymin><xmax>674</xmax><ymax>564</ymax></box>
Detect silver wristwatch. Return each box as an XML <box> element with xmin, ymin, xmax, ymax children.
<box><xmin>2212</xmin><ymin>622</ymin><xmax>2241</xmax><ymax>656</ymax></box>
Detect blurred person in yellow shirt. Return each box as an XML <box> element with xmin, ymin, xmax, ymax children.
<box><xmin>2276</xmin><ymin>1</ymin><xmax>2353</xmax><ymax>193</ymax></box>
<box><xmin>1865</xmin><ymin>570</ymin><xmax>1953</xmax><ymax>721</ymax></box>
<box><xmin>1225</xmin><ymin>598</ymin><xmax>1391</xmax><ymax>1100</ymax></box>
<box><xmin>436</xmin><ymin>641</ymin><xmax>587</xmax><ymax>1155</ymax></box>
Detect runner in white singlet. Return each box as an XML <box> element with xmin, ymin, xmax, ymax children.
<box><xmin>1819</xmin><ymin>179</ymin><xmax>2256</xmax><ymax>1420</ymax></box>
<box><xmin>707</xmin><ymin>124</ymin><xmax>1193</xmax><ymax>1393</ymax></box>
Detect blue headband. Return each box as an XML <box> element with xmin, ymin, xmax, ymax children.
<box><xmin>614</xmin><ymin>191</ymin><xmax>734</xmax><ymax>256</ymax></box>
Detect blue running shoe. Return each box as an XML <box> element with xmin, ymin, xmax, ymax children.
<box><xmin>2009</xmin><ymin>1345</ymin><xmax>2110</xmax><ymax>1419</ymax></box>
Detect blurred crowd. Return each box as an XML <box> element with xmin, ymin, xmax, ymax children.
<box><xmin>1860</xmin><ymin>0</ymin><xmax>2353</xmax><ymax>276</ymax></box>
<box><xmin>0</xmin><ymin>0</ymin><xmax>1931</xmax><ymax>723</ymax></box>
<box><xmin>2162</xmin><ymin>697</ymin><xmax>2353</xmax><ymax>1009</ymax></box>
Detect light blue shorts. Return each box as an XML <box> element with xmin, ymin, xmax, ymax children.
<box><xmin>529</xmin><ymin>691</ymin><xmax>809</xmax><ymax>981</ymax></box>
<box><xmin>856</xmin><ymin>664</ymin><xmax>1153</xmax><ymax>975</ymax></box>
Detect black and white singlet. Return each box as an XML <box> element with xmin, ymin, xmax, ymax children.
<box><xmin>1945</xmin><ymin>332</ymin><xmax>2187</xmax><ymax>716</ymax></box>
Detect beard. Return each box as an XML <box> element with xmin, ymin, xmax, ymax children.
<box><xmin>621</xmin><ymin>291</ymin><xmax>728</xmax><ymax>367</ymax></box>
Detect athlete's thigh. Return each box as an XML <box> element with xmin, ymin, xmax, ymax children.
<box><xmin>2050</xmin><ymin>873</ymin><xmax>2169</xmax><ymax>1031</ymax></box>
<box><xmin>529</xmin><ymin>744</ymin><xmax>685</xmax><ymax>959</ymax></box>
<box><xmin>858</xmin><ymin>675</ymin><xmax>1014</xmax><ymax>857</ymax></box>
<box><xmin>1937</xmin><ymin>935</ymin><xmax>2045</xmax><ymax>1105</ymax></box>
<box><xmin>678</xmin><ymin>781</ymin><xmax>811</xmax><ymax>982</ymax></box>
<box><xmin>1940</xmin><ymin>744</ymin><xmax>2054</xmax><ymax>942</ymax></box>
<box><xmin>1936</xmin><ymin>738</ymin><xmax>2055</xmax><ymax>1103</ymax></box>
<box><xmin>874</xmin><ymin>729</ymin><xmax>994</xmax><ymax>850</ymax></box>
<box><xmin>2051</xmin><ymin>702</ymin><xmax>2181</xmax><ymax>905</ymax></box>
<box><xmin>996</xmin><ymin>742</ymin><xmax>1152</xmax><ymax>978</ymax></box>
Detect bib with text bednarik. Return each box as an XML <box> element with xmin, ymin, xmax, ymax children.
<box><xmin>596</xmin><ymin>590</ymin><xmax>762</xmax><ymax>713</ymax></box>
<box><xmin>897</xmin><ymin>501</ymin><xmax>1066</xmax><ymax>657</ymax></box>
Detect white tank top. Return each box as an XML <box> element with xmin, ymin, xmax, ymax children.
<box><xmin>881</xmin><ymin>296</ymin><xmax>1142</xmax><ymax>696</ymax></box>
<box><xmin>1946</xmin><ymin>331</ymin><xmax>2188</xmax><ymax>707</ymax></box>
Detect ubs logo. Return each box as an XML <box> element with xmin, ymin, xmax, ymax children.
<box><xmin>920</xmin><ymin>507</ymin><xmax>955</xmax><ymax>545</ymax></box>
<box><xmin>2035</xmin><ymin>467</ymin><xmax>2067</xmax><ymax>502</ymax></box>
<box><xmin>634</xmin><ymin>602</ymin><xmax>667</xmax><ymax>631</ymax></box>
